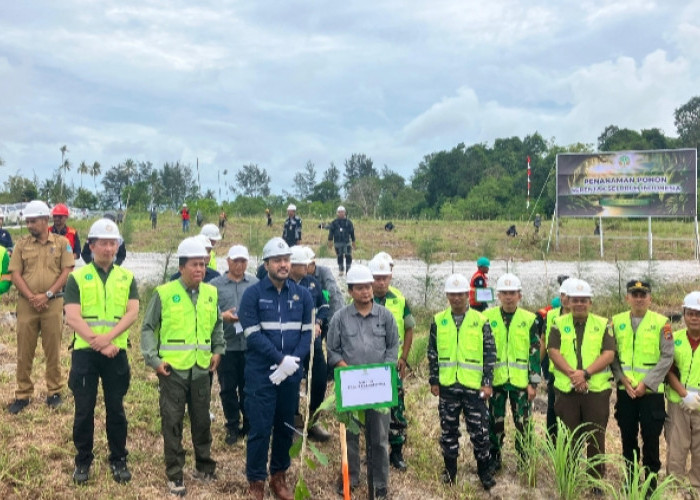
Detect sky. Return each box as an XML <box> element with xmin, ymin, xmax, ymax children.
<box><xmin>1</xmin><ymin>0</ymin><xmax>700</xmax><ymax>198</ymax></box>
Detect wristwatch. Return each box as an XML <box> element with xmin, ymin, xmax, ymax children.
<box><xmin>583</xmin><ymin>369</ymin><xmax>591</xmax><ymax>381</ymax></box>
<box><xmin>46</xmin><ymin>290</ymin><xmax>54</xmax><ymax>299</ymax></box>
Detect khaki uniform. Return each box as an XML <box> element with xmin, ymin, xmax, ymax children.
<box><xmin>9</xmin><ymin>233</ymin><xmax>74</xmax><ymax>398</ymax></box>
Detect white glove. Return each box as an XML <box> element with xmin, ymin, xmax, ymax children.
<box><xmin>269</xmin><ymin>367</ymin><xmax>289</xmax><ymax>385</ymax></box>
<box><xmin>682</xmin><ymin>391</ymin><xmax>700</xmax><ymax>411</ymax></box>
<box><xmin>279</xmin><ymin>356</ymin><xmax>301</xmax><ymax>376</ymax></box>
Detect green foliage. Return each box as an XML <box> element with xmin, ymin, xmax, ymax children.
<box><xmin>1</xmin><ymin>174</ymin><xmax>38</xmax><ymax>203</ymax></box>
<box><xmin>407</xmin><ymin>334</ymin><xmax>428</xmax><ymax>375</ymax></box>
<box><xmin>73</xmin><ymin>187</ymin><xmax>99</xmax><ymax>209</ymax></box>
<box><xmin>232</xmin><ymin>163</ymin><xmax>271</xmax><ymax>197</ymax></box>
<box><xmin>603</xmin><ymin>453</ymin><xmax>679</xmax><ymax>500</ymax></box>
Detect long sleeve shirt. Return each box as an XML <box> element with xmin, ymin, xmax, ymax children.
<box><xmin>210</xmin><ymin>272</ymin><xmax>259</xmax><ymax>351</ymax></box>
<box><xmin>313</xmin><ymin>264</ymin><xmax>345</xmax><ymax>319</ymax></box>
<box><xmin>327</xmin><ymin>218</ymin><xmax>355</xmax><ymax>245</ymax></box>
<box><xmin>497</xmin><ymin>308</ymin><xmax>543</xmax><ymax>388</ymax></box>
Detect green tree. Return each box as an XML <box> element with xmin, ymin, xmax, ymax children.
<box><xmin>675</xmin><ymin>96</ymin><xmax>700</xmax><ymax>152</ymax></box>
<box><xmin>73</xmin><ymin>187</ymin><xmax>99</xmax><ymax>209</ymax></box>
<box><xmin>293</xmin><ymin>161</ymin><xmax>317</xmax><ymax>200</ymax></box>
<box><xmin>597</xmin><ymin>125</ymin><xmax>647</xmax><ymax>151</ymax></box>
<box><xmin>310</xmin><ymin>180</ymin><xmax>340</xmax><ymax>203</ymax></box>
<box><xmin>232</xmin><ymin>164</ymin><xmax>271</xmax><ymax>198</ymax></box>
<box><xmin>343</xmin><ymin>153</ymin><xmax>377</xmax><ymax>191</ymax></box>
<box><xmin>3</xmin><ymin>175</ymin><xmax>38</xmax><ymax>202</ymax></box>
<box><xmin>78</xmin><ymin>161</ymin><xmax>89</xmax><ymax>188</ymax></box>
<box><xmin>346</xmin><ymin>176</ymin><xmax>381</xmax><ymax>217</ymax></box>
<box><xmin>90</xmin><ymin>161</ymin><xmax>101</xmax><ymax>193</ymax></box>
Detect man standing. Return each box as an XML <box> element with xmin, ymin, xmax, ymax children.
<box><xmin>327</xmin><ymin>205</ymin><xmax>356</xmax><ymax>276</ymax></box>
<box><xmin>238</xmin><ymin>237</ymin><xmax>313</xmax><ymax>500</ymax></box>
<box><xmin>610</xmin><ymin>280</ymin><xmax>673</xmax><ymax>489</ymax></box>
<box><xmin>8</xmin><ymin>200</ymin><xmax>74</xmax><ymax>414</ymax></box>
<box><xmin>141</xmin><ymin>237</ymin><xmax>224</xmax><ymax>497</ymax></box>
<box><xmin>50</xmin><ymin>203</ymin><xmax>81</xmax><ymax>260</ymax></box>
<box><xmin>282</xmin><ymin>204</ymin><xmax>301</xmax><ymax>247</ymax></box>
<box><xmin>0</xmin><ymin>208</ymin><xmax>13</xmax><ymax>250</ymax></box>
<box><xmin>427</xmin><ymin>273</ymin><xmax>496</xmax><ymax>490</ymax></box>
<box><xmin>548</xmin><ymin>279</ymin><xmax>615</xmax><ymax>485</ymax></box>
<box><xmin>210</xmin><ymin>245</ymin><xmax>258</xmax><ymax>446</ymax></box>
<box><xmin>327</xmin><ymin>265</ymin><xmax>399</xmax><ymax>499</ymax></box>
<box><xmin>170</xmin><ymin>235</ymin><xmax>220</xmax><ymax>283</ymax></box>
<box><xmin>469</xmin><ymin>257</ymin><xmax>490</xmax><ymax>312</ymax></box>
<box><xmin>483</xmin><ymin>273</ymin><xmax>541</xmax><ymax>472</ymax></box>
<box><xmin>180</xmin><ymin>203</ymin><xmax>190</xmax><ymax>233</ymax></box>
<box><xmin>81</xmin><ymin>213</ymin><xmax>127</xmax><ymax>266</ymax></box>
<box><xmin>305</xmin><ymin>246</ymin><xmax>344</xmax><ymax>322</ymax></box>
<box><xmin>666</xmin><ymin>291</ymin><xmax>700</xmax><ymax>493</ymax></box>
<box><xmin>64</xmin><ymin>219</ymin><xmax>139</xmax><ymax>485</ymax></box>
<box><xmin>368</xmin><ymin>253</ymin><xmax>415</xmax><ymax>472</ymax></box>
<box><xmin>219</xmin><ymin>209</ymin><xmax>227</xmax><ymax>230</ymax></box>
<box><xmin>200</xmin><ymin>224</ymin><xmax>222</xmax><ymax>271</ymax></box>
<box><xmin>150</xmin><ymin>206</ymin><xmax>158</xmax><ymax>230</ymax></box>
<box><xmin>533</xmin><ymin>214</ymin><xmax>542</xmax><ymax>234</ymax></box>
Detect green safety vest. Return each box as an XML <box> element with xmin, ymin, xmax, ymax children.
<box><xmin>545</xmin><ymin>307</ymin><xmax>564</xmax><ymax>372</ymax></box>
<box><xmin>552</xmin><ymin>313</ymin><xmax>612</xmax><ymax>393</ymax></box>
<box><xmin>208</xmin><ymin>250</ymin><xmax>217</xmax><ymax>271</ymax></box>
<box><xmin>434</xmin><ymin>307</ymin><xmax>488</xmax><ymax>389</ymax></box>
<box><xmin>667</xmin><ymin>329</ymin><xmax>700</xmax><ymax>405</ymax></box>
<box><xmin>484</xmin><ymin>306</ymin><xmax>536</xmax><ymax>388</ymax></box>
<box><xmin>612</xmin><ymin>310</ymin><xmax>667</xmax><ymax>393</ymax></box>
<box><xmin>156</xmin><ymin>280</ymin><xmax>218</xmax><ymax>371</ymax></box>
<box><xmin>384</xmin><ymin>286</ymin><xmax>407</xmax><ymax>360</ymax></box>
<box><xmin>73</xmin><ymin>263</ymin><xmax>133</xmax><ymax>350</ymax></box>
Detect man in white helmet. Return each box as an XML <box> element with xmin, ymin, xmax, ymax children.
<box><xmin>327</xmin><ymin>205</ymin><xmax>355</xmax><ymax>276</ymax></box>
<box><xmin>282</xmin><ymin>204</ymin><xmax>302</xmax><ymax>247</ymax></box>
<box><xmin>64</xmin><ymin>219</ymin><xmax>139</xmax><ymax>485</ymax></box>
<box><xmin>170</xmin><ymin>235</ymin><xmax>220</xmax><ymax>284</ymax></box>
<box><xmin>8</xmin><ymin>200</ymin><xmax>74</xmax><ymax>415</ymax></box>
<box><xmin>238</xmin><ymin>237</ymin><xmax>314</xmax><ymax>500</ymax></box>
<box><xmin>327</xmin><ymin>264</ymin><xmax>399</xmax><ymax>499</ymax></box>
<box><xmin>200</xmin><ymin>223</ymin><xmax>223</xmax><ymax>271</ymax></box>
<box><xmin>305</xmin><ymin>246</ymin><xmax>345</xmax><ymax>321</ymax></box>
<box><xmin>483</xmin><ymin>273</ymin><xmax>542</xmax><ymax>473</ymax></box>
<box><xmin>427</xmin><ymin>273</ymin><xmax>496</xmax><ymax>490</ymax></box>
<box><xmin>368</xmin><ymin>253</ymin><xmax>415</xmax><ymax>472</ymax></box>
<box><xmin>665</xmin><ymin>291</ymin><xmax>700</xmax><ymax>493</ymax></box>
<box><xmin>547</xmin><ymin>279</ymin><xmax>615</xmax><ymax>486</ymax></box>
<box><xmin>141</xmin><ymin>237</ymin><xmax>225</xmax><ymax>497</ymax></box>
<box><xmin>180</xmin><ymin>203</ymin><xmax>190</xmax><ymax>233</ymax></box>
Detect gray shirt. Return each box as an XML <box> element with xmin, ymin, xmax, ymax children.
<box><xmin>327</xmin><ymin>302</ymin><xmax>399</xmax><ymax>367</ymax></box>
<box><xmin>210</xmin><ymin>271</ymin><xmax>259</xmax><ymax>351</ymax></box>
<box><xmin>313</xmin><ymin>264</ymin><xmax>345</xmax><ymax>319</ymax></box>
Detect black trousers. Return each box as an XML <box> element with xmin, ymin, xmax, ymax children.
<box><xmin>217</xmin><ymin>350</ymin><xmax>247</xmax><ymax>434</ymax></box>
<box><xmin>68</xmin><ymin>349</ymin><xmax>130</xmax><ymax>467</ymax></box>
<box><xmin>334</xmin><ymin>244</ymin><xmax>352</xmax><ymax>271</ymax></box>
<box><xmin>614</xmin><ymin>390</ymin><xmax>666</xmax><ymax>474</ymax></box>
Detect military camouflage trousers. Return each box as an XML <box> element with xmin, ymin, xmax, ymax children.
<box><xmin>438</xmin><ymin>385</ymin><xmax>490</xmax><ymax>465</ymax></box>
<box><xmin>389</xmin><ymin>376</ymin><xmax>406</xmax><ymax>447</ymax></box>
<box><xmin>488</xmin><ymin>386</ymin><xmax>532</xmax><ymax>461</ymax></box>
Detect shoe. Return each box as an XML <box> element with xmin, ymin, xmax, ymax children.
<box><xmin>375</xmin><ymin>487</ymin><xmax>388</xmax><ymax>499</ymax></box>
<box><xmin>478</xmin><ymin>460</ymin><xmax>496</xmax><ymax>491</ymax></box>
<box><xmin>110</xmin><ymin>460</ymin><xmax>132</xmax><ymax>483</ymax></box>
<box><xmin>307</xmin><ymin>423</ymin><xmax>331</xmax><ymax>442</ymax></box>
<box><xmin>249</xmin><ymin>480</ymin><xmax>265</xmax><ymax>500</ymax></box>
<box><xmin>46</xmin><ymin>394</ymin><xmax>62</xmax><ymax>409</ymax></box>
<box><xmin>73</xmin><ymin>464</ymin><xmax>90</xmax><ymax>485</ymax></box>
<box><xmin>489</xmin><ymin>453</ymin><xmax>502</xmax><ymax>474</ymax></box>
<box><xmin>225</xmin><ymin>430</ymin><xmax>238</xmax><ymax>446</ymax></box>
<box><xmin>168</xmin><ymin>479</ymin><xmax>187</xmax><ymax>497</ymax></box>
<box><xmin>338</xmin><ymin>270</ymin><xmax>344</xmax><ymax>276</ymax></box>
<box><xmin>442</xmin><ymin>456</ymin><xmax>457</xmax><ymax>485</ymax></box>
<box><xmin>193</xmin><ymin>470</ymin><xmax>217</xmax><ymax>483</ymax></box>
<box><xmin>389</xmin><ymin>447</ymin><xmax>407</xmax><ymax>472</ymax></box>
<box><xmin>8</xmin><ymin>398</ymin><xmax>30</xmax><ymax>414</ymax></box>
<box><xmin>269</xmin><ymin>471</ymin><xmax>293</xmax><ymax>500</ymax></box>
<box><xmin>240</xmin><ymin>422</ymin><xmax>250</xmax><ymax>436</ymax></box>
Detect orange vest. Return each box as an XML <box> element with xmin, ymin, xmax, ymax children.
<box><xmin>469</xmin><ymin>270</ymin><xmax>488</xmax><ymax>306</ymax></box>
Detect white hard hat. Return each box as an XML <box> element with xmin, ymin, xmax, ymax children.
<box><xmin>368</xmin><ymin>256</ymin><xmax>392</xmax><ymax>276</ymax></box>
<box><xmin>227</xmin><ymin>244</ymin><xmax>250</xmax><ymax>260</ymax></box>
<box><xmin>559</xmin><ymin>278</ymin><xmax>573</xmax><ymax>295</ymax></box>
<box><xmin>88</xmin><ymin>218</ymin><xmax>122</xmax><ymax>241</ymax></box>
<box><xmin>177</xmin><ymin>237</ymin><xmax>209</xmax><ymax>258</ymax></box>
<box><xmin>287</xmin><ymin>204</ymin><xmax>297</xmax><ymax>211</ymax></box>
<box><xmin>566</xmin><ymin>278</ymin><xmax>593</xmax><ymax>298</ymax></box>
<box><xmin>346</xmin><ymin>265</ymin><xmax>374</xmax><ymax>285</ymax></box>
<box><xmin>496</xmin><ymin>273</ymin><xmax>522</xmax><ymax>292</ymax></box>
<box><xmin>374</xmin><ymin>251</ymin><xmax>394</xmax><ymax>265</ymax></box>
<box><xmin>182</xmin><ymin>203</ymin><xmax>187</xmax><ymax>207</ymax></box>
<box><xmin>304</xmin><ymin>246</ymin><xmax>316</xmax><ymax>261</ymax></box>
<box><xmin>445</xmin><ymin>274</ymin><xmax>470</xmax><ymax>293</ymax></box>
<box><xmin>200</xmin><ymin>223</ymin><xmax>222</xmax><ymax>241</ymax></box>
<box><xmin>23</xmin><ymin>200</ymin><xmax>51</xmax><ymax>218</ymax></box>
<box><xmin>262</xmin><ymin>237</ymin><xmax>292</xmax><ymax>260</ymax></box>
<box><xmin>195</xmin><ymin>234</ymin><xmax>213</xmax><ymax>249</ymax></box>
<box><xmin>683</xmin><ymin>291</ymin><xmax>700</xmax><ymax>312</ymax></box>
<box><xmin>337</xmin><ymin>205</ymin><xmax>346</xmax><ymax>213</ymax></box>
<box><xmin>290</xmin><ymin>245</ymin><xmax>311</xmax><ymax>265</ymax></box>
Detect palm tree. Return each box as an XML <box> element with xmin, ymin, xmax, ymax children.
<box><xmin>90</xmin><ymin>161</ymin><xmax>101</xmax><ymax>193</ymax></box>
<box><xmin>59</xmin><ymin>159</ymin><xmax>71</xmax><ymax>198</ymax></box>
<box><xmin>78</xmin><ymin>161</ymin><xmax>89</xmax><ymax>188</ymax></box>
<box><xmin>60</xmin><ymin>145</ymin><xmax>68</xmax><ymax>165</ymax></box>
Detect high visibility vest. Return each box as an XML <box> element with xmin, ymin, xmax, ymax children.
<box><xmin>545</xmin><ymin>307</ymin><xmax>564</xmax><ymax>371</ymax></box>
<box><xmin>73</xmin><ymin>263</ymin><xmax>133</xmax><ymax>350</ymax></box>
<box><xmin>552</xmin><ymin>313</ymin><xmax>612</xmax><ymax>393</ymax></box>
<box><xmin>156</xmin><ymin>280</ymin><xmax>218</xmax><ymax>371</ymax></box>
<box><xmin>385</xmin><ymin>286</ymin><xmax>406</xmax><ymax>360</ymax></box>
<box><xmin>469</xmin><ymin>270</ymin><xmax>487</xmax><ymax>306</ymax></box>
<box><xmin>434</xmin><ymin>307</ymin><xmax>488</xmax><ymax>389</ymax></box>
<box><xmin>667</xmin><ymin>329</ymin><xmax>700</xmax><ymax>405</ymax></box>
<box><xmin>484</xmin><ymin>306</ymin><xmax>536</xmax><ymax>388</ymax></box>
<box><xmin>208</xmin><ymin>250</ymin><xmax>217</xmax><ymax>271</ymax></box>
<box><xmin>612</xmin><ymin>310</ymin><xmax>667</xmax><ymax>392</ymax></box>
<box><xmin>50</xmin><ymin>226</ymin><xmax>77</xmax><ymax>253</ymax></box>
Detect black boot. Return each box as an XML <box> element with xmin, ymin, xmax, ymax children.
<box><xmin>477</xmin><ymin>460</ymin><xmax>496</xmax><ymax>491</ymax></box>
<box><xmin>441</xmin><ymin>456</ymin><xmax>457</xmax><ymax>485</ymax></box>
<box><xmin>489</xmin><ymin>451</ymin><xmax>502</xmax><ymax>474</ymax></box>
<box><xmin>390</xmin><ymin>445</ymin><xmax>407</xmax><ymax>472</ymax></box>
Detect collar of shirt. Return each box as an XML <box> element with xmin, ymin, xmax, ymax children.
<box><xmin>50</xmin><ymin>226</ymin><xmax>69</xmax><ymax>236</ymax></box>
<box><xmin>91</xmin><ymin>262</ymin><xmax>115</xmax><ymax>282</ymax></box>
<box><xmin>262</xmin><ymin>275</ymin><xmax>289</xmax><ymax>292</ymax></box>
<box><xmin>226</xmin><ymin>272</ymin><xmax>250</xmax><ymax>284</ymax></box>
<box><xmin>350</xmin><ymin>302</ymin><xmax>379</xmax><ymax>317</ymax></box>
<box><xmin>178</xmin><ymin>277</ymin><xmax>199</xmax><ymax>295</ymax></box>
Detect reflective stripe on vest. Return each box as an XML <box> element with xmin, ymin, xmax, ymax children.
<box><xmin>612</xmin><ymin>310</ymin><xmax>667</xmax><ymax>393</ymax></box>
<box><xmin>667</xmin><ymin>329</ymin><xmax>700</xmax><ymax>405</ymax></box>
<box><xmin>157</xmin><ymin>280</ymin><xmax>218</xmax><ymax>371</ymax></box>
<box><xmin>73</xmin><ymin>263</ymin><xmax>133</xmax><ymax>350</ymax></box>
<box><xmin>552</xmin><ymin>313</ymin><xmax>612</xmax><ymax>393</ymax></box>
<box><xmin>434</xmin><ymin>307</ymin><xmax>488</xmax><ymax>389</ymax></box>
<box><xmin>385</xmin><ymin>286</ymin><xmax>406</xmax><ymax>360</ymax></box>
<box><xmin>484</xmin><ymin>306</ymin><xmax>536</xmax><ymax>388</ymax></box>
<box><xmin>545</xmin><ymin>307</ymin><xmax>563</xmax><ymax>372</ymax></box>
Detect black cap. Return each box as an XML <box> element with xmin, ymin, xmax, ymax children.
<box><xmin>626</xmin><ymin>280</ymin><xmax>651</xmax><ymax>293</ymax></box>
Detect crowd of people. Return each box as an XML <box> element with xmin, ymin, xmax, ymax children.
<box><xmin>1</xmin><ymin>200</ymin><xmax>699</xmax><ymax>500</ymax></box>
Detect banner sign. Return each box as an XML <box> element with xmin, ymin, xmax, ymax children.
<box><xmin>556</xmin><ymin>149</ymin><xmax>697</xmax><ymax>217</ymax></box>
<box><xmin>334</xmin><ymin>363</ymin><xmax>398</xmax><ymax>412</ymax></box>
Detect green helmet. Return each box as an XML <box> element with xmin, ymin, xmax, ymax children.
<box><xmin>476</xmin><ymin>257</ymin><xmax>490</xmax><ymax>267</ymax></box>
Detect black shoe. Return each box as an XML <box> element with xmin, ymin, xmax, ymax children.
<box><xmin>479</xmin><ymin>473</ymin><xmax>496</xmax><ymax>491</ymax></box>
<box><xmin>389</xmin><ymin>449</ymin><xmax>407</xmax><ymax>472</ymax></box>
<box><xmin>73</xmin><ymin>465</ymin><xmax>90</xmax><ymax>485</ymax></box>
<box><xmin>46</xmin><ymin>394</ymin><xmax>62</xmax><ymax>409</ymax></box>
<box><xmin>489</xmin><ymin>454</ymin><xmax>502</xmax><ymax>474</ymax></box>
<box><xmin>193</xmin><ymin>470</ymin><xmax>217</xmax><ymax>483</ymax></box>
<box><xmin>8</xmin><ymin>398</ymin><xmax>30</xmax><ymax>414</ymax></box>
<box><xmin>375</xmin><ymin>487</ymin><xmax>388</xmax><ymax>499</ymax></box>
<box><xmin>168</xmin><ymin>479</ymin><xmax>187</xmax><ymax>496</ymax></box>
<box><xmin>441</xmin><ymin>468</ymin><xmax>456</xmax><ymax>485</ymax></box>
<box><xmin>239</xmin><ymin>422</ymin><xmax>250</xmax><ymax>436</ymax></box>
<box><xmin>224</xmin><ymin>430</ymin><xmax>238</xmax><ymax>446</ymax></box>
<box><xmin>110</xmin><ymin>460</ymin><xmax>132</xmax><ymax>484</ymax></box>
